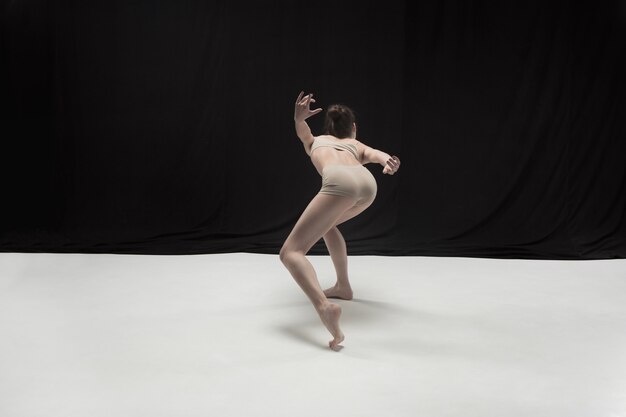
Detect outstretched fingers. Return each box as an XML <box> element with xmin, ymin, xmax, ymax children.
<box><xmin>384</xmin><ymin>155</ymin><xmax>401</xmax><ymax>174</ymax></box>
<box><xmin>295</xmin><ymin>92</ymin><xmax>323</xmax><ymax>120</ymax></box>
<box><xmin>310</xmin><ymin>107</ymin><xmax>323</xmax><ymax>116</ymax></box>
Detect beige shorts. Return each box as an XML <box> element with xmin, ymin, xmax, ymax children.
<box><xmin>319</xmin><ymin>164</ymin><xmax>377</xmax><ymax>206</ymax></box>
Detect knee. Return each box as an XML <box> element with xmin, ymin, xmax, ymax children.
<box><xmin>279</xmin><ymin>246</ymin><xmax>302</xmax><ymax>265</ymax></box>
<box><xmin>279</xmin><ymin>245</ymin><xmax>291</xmax><ymax>264</ymax></box>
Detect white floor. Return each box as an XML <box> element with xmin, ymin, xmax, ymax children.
<box><xmin>0</xmin><ymin>252</ymin><xmax>625</xmax><ymax>417</ymax></box>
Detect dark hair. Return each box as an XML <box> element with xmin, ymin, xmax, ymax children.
<box><xmin>323</xmin><ymin>104</ymin><xmax>356</xmax><ymax>138</ymax></box>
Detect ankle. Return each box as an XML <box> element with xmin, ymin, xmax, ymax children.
<box><xmin>315</xmin><ymin>299</ymin><xmax>332</xmax><ymax>311</ymax></box>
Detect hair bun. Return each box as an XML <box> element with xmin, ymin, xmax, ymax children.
<box><xmin>328</xmin><ymin>107</ymin><xmax>342</xmax><ymax>121</ymax></box>
<box><xmin>323</xmin><ymin>103</ymin><xmax>356</xmax><ymax>138</ymax></box>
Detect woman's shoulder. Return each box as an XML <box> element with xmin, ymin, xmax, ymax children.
<box><xmin>313</xmin><ymin>134</ymin><xmax>336</xmax><ymax>142</ymax></box>
<box><xmin>315</xmin><ymin>135</ymin><xmax>359</xmax><ymax>145</ymax></box>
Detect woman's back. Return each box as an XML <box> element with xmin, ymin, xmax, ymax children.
<box><xmin>307</xmin><ymin>135</ymin><xmax>363</xmax><ymax>175</ymax></box>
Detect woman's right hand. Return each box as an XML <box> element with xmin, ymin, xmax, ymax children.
<box><xmin>294</xmin><ymin>91</ymin><xmax>323</xmax><ymax>122</ymax></box>
<box><xmin>382</xmin><ymin>156</ymin><xmax>401</xmax><ymax>175</ymax></box>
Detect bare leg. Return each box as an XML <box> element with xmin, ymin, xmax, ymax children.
<box><xmin>322</xmin><ymin>227</ymin><xmax>353</xmax><ymax>300</ymax></box>
<box><xmin>280</xmin><ymin>193</ymin><xmax>357</xmax><ymax>350</ymax></box>
<box><xmin>322</xmin><ymin>203</ymin><xmax>371</xmax><ymax>300</ymax></box>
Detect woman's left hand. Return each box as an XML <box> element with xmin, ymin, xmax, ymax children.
<box><xmin>294</xmin><ymin>91</ymin><xmax>323</xmax><ymax>121</ymax></box>
<box><xmin>383</xmin><ymin>155</ymin><xmax>401</xmax><ymax>175</ymax></box>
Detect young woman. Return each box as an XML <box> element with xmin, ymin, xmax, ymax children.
<box><xmin>279</xmin><ymin>91</ymin><xmax>401</xmax><ymax>351</ymax></box>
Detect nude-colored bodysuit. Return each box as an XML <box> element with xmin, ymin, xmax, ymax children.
<box><xmin>307</xmin><ymin>137</ymin><xmax>377</xmax><ymax>207</ymax></box>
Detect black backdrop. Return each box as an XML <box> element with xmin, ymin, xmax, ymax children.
<box><xmin>2</xmin><ymin>1</ymin><xmax>625</xmax><ymax>259</ymax></box>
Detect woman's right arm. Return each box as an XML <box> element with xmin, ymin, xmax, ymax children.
<box><xmin>294</xmin><ymin>91</ymin><xmax>323</xmax><ymax>151</ymax></box>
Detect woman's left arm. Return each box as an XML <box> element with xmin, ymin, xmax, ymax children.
<box><xmin>294</xmin><ymin>91</ymin><xmax>322</xmax><ymax>149</ymax></box>
<box><xmin>357</xmin><ymin>140</ymin><xmax>401</xmax><ymax>175</ymax></box>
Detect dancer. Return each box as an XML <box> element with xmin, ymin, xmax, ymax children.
<box><xmin>279</xmin><ymin>91</ymin><xmax>401</xmax><ymax>351</ymax></box>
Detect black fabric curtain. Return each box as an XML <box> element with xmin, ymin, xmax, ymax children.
<box><xmin>2</xmin><ymin>1</ymin><xmax>625</xmax><ymax>259</ymax></box>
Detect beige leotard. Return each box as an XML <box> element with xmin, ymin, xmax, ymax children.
<box><xmin>307</xmin><ymin>137</ymin><xmax>360</xmax><ymax>161</ymax></box>
<box><xmin>308</xmin><ymin>137</ymin><xmax>377</xmax><ymax>206</ymax></box>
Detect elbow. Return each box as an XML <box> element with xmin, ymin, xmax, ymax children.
<box><xmin>363</xmin><ymin>147</ymin><xmax>377</xmax><ymax>165</ymax></box>
<box><xmin>367</xmin><ymin>148</ymin><xmax>386</xmax><ymax>165</ymax></box>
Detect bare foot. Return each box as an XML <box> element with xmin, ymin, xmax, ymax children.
<box><xmin>323</xmin><ymin>284</ymin><xmax>353</xmax><ymax>300</ymax></box>
<box><xmin>317</xmin><ymin>302</ymin><xmax>345</xmax><ymax>351</ymax></box>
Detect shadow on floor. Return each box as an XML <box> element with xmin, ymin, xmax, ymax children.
<box><xmin>275</xmin><ymin>297</ymin><xmax>430</xmax><ymax>350</ymax></box>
